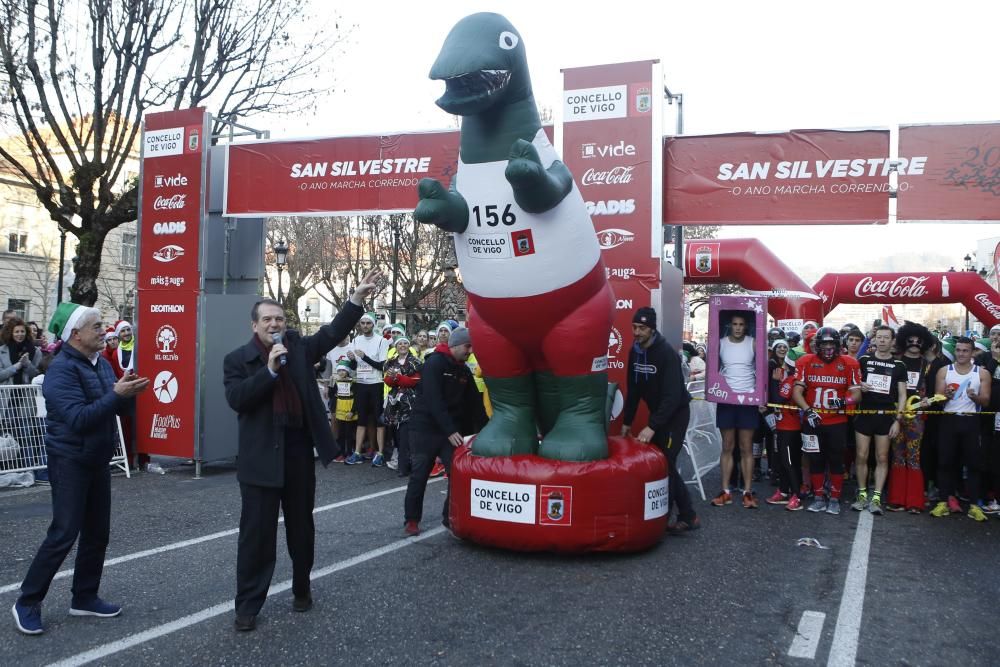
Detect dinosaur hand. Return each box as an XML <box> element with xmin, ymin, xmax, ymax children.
<box><xmin>415</xmin><ymin>178</ymin><xmax>468</xmax><ymax>232</ymax></box>
<box><xmin>505</xmin><ymin>138</ymin><xmax>546</xmax><ymax>189</ymax></box>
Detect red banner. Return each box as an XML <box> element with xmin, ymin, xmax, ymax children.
<box><xmin>563</xmin><ymin>61</ymin><xmax>662</xmax><ymax>427</ymax></box>
<box><xmin>994</xmin><ymin>241</ymin><xmax>1000</xmax><ymax>291</ymax></box>
<box><xmin>224</xmin><ymin>131</ymin><xmax>461</xmax><ymax>216</ymax></box>
<box><xmin>897</xmin><ymin>123</ymin><xmax>1000</xmax><ymax>221</ymax></box>
<box><xmin>665</xmin><ymin>129</ymin><xmax>891</xmax><ymax>225</ymax></box>
<box><xmin>811</xmin><ymin>271</ymin><xmax>1000</xmax><ymax>329</ymax></box>
<box><xmin>135</xmin><ymin>108</ymin><xmax>207</xmax><ymax>458</ymax></box>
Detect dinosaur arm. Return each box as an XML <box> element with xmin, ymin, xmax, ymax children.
<box><xmin>414</xmin><ymin>177</ymin><xmax>469</xmax><ymax>234</ymax></box>
<box><xmin>505</xmin><ymin>138</ymin><xmax>573</xmax><ymax>214</ymax></box>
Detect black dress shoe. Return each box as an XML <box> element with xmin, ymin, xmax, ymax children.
<box><xmin>234</xmin><ymin>615</ymin><xmax>256</xmax><ymax>632</ymax></box>
<box><xmin>292</xmin><ymin>595</ymin><xmax>313</xmax><ymax>612</ymax></box>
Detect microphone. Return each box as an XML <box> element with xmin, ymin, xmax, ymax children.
<box><xmin>271</xmin><ymin>332</ymin><xmax>287</xmax><ymax>366</ymax></box>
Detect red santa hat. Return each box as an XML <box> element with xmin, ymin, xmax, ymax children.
<box><xmin>114</xmin><ymin>320</ymin><xmax>132</xmax><ymax>337</ymax></box>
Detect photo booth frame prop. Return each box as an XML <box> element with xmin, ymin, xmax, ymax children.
<box><xmin>704</xmin><ymin>295</ymin><xmax>768</xmax><ymax>406</ymax></box>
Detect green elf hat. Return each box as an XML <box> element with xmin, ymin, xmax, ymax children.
<box><xmin>437</xmin><ymin>321</ymin><xmax>453</xmax><ymax>334</ymax></box>
<box><xmin>49</xmin><ymin>302</ymin><xmax>95</xmax><ymax>342</ymax></box>
<box><xmin>974</xmin><ymin>337</ymin><xmax>990</xmax><ymax>353</ymax></box>
<box><xmin>359</xmin><ymin>312</ymin><xmax>377</xmax><ymax>325</ymax></box>
<box><xmin>390</xmin><ymin>323</ymin><xmax>406</xmax><ymax>336</ymax></box>
<box><xmin>335</xmin><ymin>359</ymin><xmax>354</xmax><ymax>376</ymax></box>
<box><xmin>941</xmin><ymin>338</ymin><xmax>956</xmax><ymax>362</ymax></box>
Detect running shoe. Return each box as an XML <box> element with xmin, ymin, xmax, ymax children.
<box><xmin>983</xmin><ymin>500</ymin><xmax>1000</xmax><ymax>514</ymax></box>
<box><xmin>404</xmin><ymin>521</ymin><xmax>420</xmax><ymax>536</ymax></box>
<box><xmin>386</xmin><ymin>458</ymin><xmax>399</xmax><ymax>470</ymax></box>
<box><xmin>947</xmin><ymin>496</ymin><xmax>963</xmax><ymax>514</ymax></box>
<box><xmin>907</xmin><ymin>507</ymin><xmax>922</xmax><ymax>514</ymax></box>
<box><xmin>344</xmin><ymin>452</ymin><xmax>364</xmax><ymax>465</ymax></box>
<box><xmin>807</xmin><ymin>497</ymin><xmax>828</xmax><ymax>513</ymax></box>
<box><xmin>333</xmin><ymin>455</ymin><xmax>346</xmax><ymax>464</ymax></box>
<box><xmin>710</xmin><ymin>490</ymin><xmax>733</xmax><ymax>507</ymax></box>
<box><xmin>851</xmin><ymin>491</ymin><xmax>869</xmax><ymax>512</ymax></box>
<box><xmin>786</xmin><ymin>495</ymin><xmax>803</xmax><ymax>511</ymax></box>
<box><xmin>968</xmin><ymin>505</ymin><xmax>988</xmax><ymax>522</ymax></box>
<box><xmin>826</xmin><ymin>498</ymin><xmax>841</xmax><ymax>515</ymax></box>
<box><xmin>742</xmin><ymin>491</ymin><xmax>758</xmax><ymax>509</ymax></box>
<box><xmin>429</xmin><ymin>462</ymin><xmax>446</xmax><ymax>478</ymax></box>
<box><xmin>362</xmin><ymin>448</ymin><xmax>375</xmax><ymax>460</ymax></box>
<box><xmin>12</xmin><ymin>601</ymin><xmax>43</xmax><ymax>635</ymax></box>
<box><xmin>930</xmin><ymin>501</ymin><xmax>949</xmax><ymax>517</ymax></box>
<box><xmin>765</xmin><ymin>490</ymin><xmax>789</xmax><ymax>505</ymax></box>
<box><xmin>885</xmin><ymin>503</ymin><xmax>905</xmax><ymax>512</ymax></box>
<box><xmin>371</xmin><ymin>453</ymin><xmax>385</xmax><ymax>467</ymax></box>
<box><xmin>868</xmin><ymin>495</ymin><xmax>884</xmax><ymax>515</ymax></box>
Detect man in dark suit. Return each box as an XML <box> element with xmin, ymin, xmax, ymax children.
<box><xmin>223</xmin><ymin>269</ymin><xmax>380</xmax><ymax>632</ymax></box>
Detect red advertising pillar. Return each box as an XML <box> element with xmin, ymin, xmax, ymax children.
<box><xmin>135</xmin><ymin>108</ymin><xmax>209</xmax><ymax>457</ymax></box>
<box><xmin>562</xmin><ymin>61</ymin><xmax>663</xmax><ymax>426</ymax></box>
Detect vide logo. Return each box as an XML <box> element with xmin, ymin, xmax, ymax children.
<box><xmin>580</xmin><ymin>141</ymin><xmax>636</xmax><ymax>159</ymax></box>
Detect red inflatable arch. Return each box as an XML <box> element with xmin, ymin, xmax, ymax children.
<box><xmin>683</xmin><ymin>238</ymin><xmax>817</xmax><ymax>321</ymax></box>
<box><xmin>807</xmin><ymin>272</ymin><xmax>1000</xmax><ymax>329</ymax></box>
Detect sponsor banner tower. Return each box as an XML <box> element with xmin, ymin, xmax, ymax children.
<box><xmin>135</xmin><ymin>108</ymin><xmax>209</xmax><ymax>457</ymax></box>
<box><xmin>561</xmin><ymin>60</ymin><xmax>663</xmax><ymax>425</ymax></box>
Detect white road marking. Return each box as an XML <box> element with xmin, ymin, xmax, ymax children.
<box><xmin>827</xmin><ymin>511</ymin><xmax>874</xmax><ymax>666</ymax></box>
<box><xmin>1</xmin><ymin>480</ymin><xmax>439</xmax><ymax>595</ymax></box>
<box><xmin>788</xmin><ymin>610</ymin><xmax>826</xmax><ymax>659</ymax></box>
<box><xmin>49</xmin><ymin>527</ymin><xmax>447</xmax><ymax>667</ymax></box>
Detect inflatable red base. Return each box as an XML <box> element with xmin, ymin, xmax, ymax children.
<box><xmin>448</xmin><ymin>436</ymin><xmax>669</xmax><ymax>553</ymax></box>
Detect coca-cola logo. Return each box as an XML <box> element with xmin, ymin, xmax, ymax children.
<box><xmin>581</xmin><ymin>166</ymin><xmax>634</xmax><ymax>186</ymax></box>
<box><xmin>153</xmin><ymin>194</ymin><xmax>186</xmax><ymax>210</ymax></box>
<box><xmin>975</xmin><ymin>293</ymin><xmax>1000</xmax><ymax>319</ymax></box>
<box><xmin>854</xmin><ymin>275</ymin><xmax>928</xmax><ymax>299</ymax></box>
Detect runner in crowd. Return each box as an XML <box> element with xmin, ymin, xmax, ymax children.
<box><xmin>887</xmin><ymin>322</ymin><xmax>935</xmax><ymax>513</ymax></box>
<box><xmin>844</xmin><ymin>329</ymin><xmax>866</xmax><ymax>358</ymax></box>
<box><xmin>930</xmin><ymin>337</ymin><xmax>991</xmax><ymax>521</ymax></box>
<box><xmin>852</xmin><ymin>326</ymin><xmax>908</xmax><ymax>515</ymax></box>
<box><xmin>711</xmin><ymin>313</ymin><xmax>760</xmax><ymax>509</ymax></box>
<box><xmin>345</xmin><ymin>313</ymin><xmax>389</xmax><ymax>466</ymax></box>
<box><xmin>791</xmin><ymin>327</ymin><xmax>861</xmax><ymax>515</ymax></box>
<box><xmin>765</xmin><ymin>339</ymin><xmax>804</xmax><ymax>509</ymax></box>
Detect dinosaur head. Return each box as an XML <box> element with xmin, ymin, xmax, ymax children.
<box><xmin>430</xmin><ymin>13</ymin><xmax>532</xmax><ymax>116</ymax></box>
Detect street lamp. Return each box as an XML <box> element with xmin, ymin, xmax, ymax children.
<box><xmin>273</xmin><ymin>239</ymin><xmax>288</xmax><ymax>304</ymax></box>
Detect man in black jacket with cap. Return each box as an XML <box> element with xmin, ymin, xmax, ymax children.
<box><xmin>621</xmin><ymin>306</ymin><xmax>700</xmax><ymax>532</ymax></box>
<box><xmin>403</xmin><ymin>327</ymin><xmax>486</xmax><ymax>536</ymax></box>
<box><xmin>223</xmin><ymin>269</ymin><xmax>380</xmax><ymax>632</ymax></box>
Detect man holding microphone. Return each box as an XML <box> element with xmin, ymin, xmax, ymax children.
<box><xmin>223</xmin><ymin>269</ymin><xmax>381</xmax><ymax>631</ymax></box>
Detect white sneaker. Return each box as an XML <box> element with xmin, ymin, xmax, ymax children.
<box><xmin>146</xmin><ymin>462</ymin><xmax>166</xmax><ymax>475</ymax></box>
<box><xmin>984</xmin><ymin>500</ymin><xmax>1000</xmax><ymax>514</ymax></box>
<box><xmin>387</xmin><ymin>459</ymin><xmax>399</xmax><ymax>470</ymax></box>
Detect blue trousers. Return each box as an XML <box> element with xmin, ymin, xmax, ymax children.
<box><xmin>19</xmin><ymin>454</ymin><xmax>111</xmax><ymax>606</ymax></box>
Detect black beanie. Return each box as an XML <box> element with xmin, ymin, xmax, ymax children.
<box><xmin>633</xmin><ymin>307</ymin><xmax>657</xmax><ymax>329</ymax></box>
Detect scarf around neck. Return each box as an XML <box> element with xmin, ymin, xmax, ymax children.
<box><xmin>252</xmin><ymin>335</ymin><xmax>303</xmax><ymax>429</ymax></box>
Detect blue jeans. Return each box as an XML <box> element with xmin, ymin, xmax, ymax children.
<box><xmin>18</xmin><ymin>454</ymin><xmax>111</xmax><ymax>606</ymax></box>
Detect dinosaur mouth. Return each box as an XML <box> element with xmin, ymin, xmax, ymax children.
<box><xmin>436</xmin><ymin>69</ymin><xmax>511</xmax><ymax>114</ymax></box>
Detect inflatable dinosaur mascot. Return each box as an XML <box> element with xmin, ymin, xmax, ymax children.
<box><xmin>415</xmin><ymin>12</ymin><xmax>613</xmax><ymax>461</ymax></box>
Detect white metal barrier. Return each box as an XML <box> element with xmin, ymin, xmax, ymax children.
<box><xmin>0</xmin><ymin>384</ymin><xmax>130</xmax><ymax>478</ymax></box>
<box><xmin>680</xmin><ymin>381</ymin><xmax>721</xmax><ymax>500</ymax></box>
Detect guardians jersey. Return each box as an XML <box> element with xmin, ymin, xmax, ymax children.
<box><xmin>776</xmin><ymin>373</ymin><xmax>801</xmax><ymax>432</ymax></box>
<box><xmin>454</xmin><ymin>128</ymin><xmax>600</xmax><ymax>298</ymax></box>
<box><xmin>794</xmin><ymin>353</ymin><xmax>861</xmax><ymax>425</ymax></box>
<box><xmin>857</xmin><ymin>354</ymin><xmax>908</xmax><ymax>408</ymax></box>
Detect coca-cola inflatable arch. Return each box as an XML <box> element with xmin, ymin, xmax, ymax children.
<box><xmin>806</xmin><ymin>272</ymin><xmax>1000</xmax><ymax>329</ymax></box>
<box><xmin>683</xmin><ymin>238</ymin><xmax>818</xmax><ymax>321</ymax></box>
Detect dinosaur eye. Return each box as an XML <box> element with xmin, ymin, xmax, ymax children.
<box><xmin>499</xmin><ymin>31</ymin><xmax>518</xmax><ymax>50</ymax></box>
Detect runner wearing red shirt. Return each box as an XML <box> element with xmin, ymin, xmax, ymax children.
<box><xmin>792</xmin><ymin>327</ymin><xmax>862</xmax><ymax>515</ymax></box>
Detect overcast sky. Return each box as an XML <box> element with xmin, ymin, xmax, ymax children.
<box><xmin>264</xmin><ymin>0</ymin><xmax>1000</xmax><ymax>281</ymax></box>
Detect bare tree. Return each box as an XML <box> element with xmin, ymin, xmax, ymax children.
<box><xmin>0</xmin><ymin>0</ymin><xmax>344</xmax><ymax>304</ymax></box>
<box><xmin>21</xmin><ymin>233</ymin><xmax>60</xmax><ymax>326</ymax></box>
<box><xmin>264</xmin><ymin>214</ymin><xmax>456</xmax><ymax>331</ymax></box>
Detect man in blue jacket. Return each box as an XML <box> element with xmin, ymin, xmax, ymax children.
<box><xmin>223</xmin><ymin>269</ymin><xmax>380</xmax><ymax>632</ymax></box>
<box><xmin>12</xmin><ymin>303</ymin><xmax>149</xmax><ymax>635</ymax></box>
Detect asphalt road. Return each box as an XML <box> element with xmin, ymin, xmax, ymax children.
<box><xmin>1</xmin><ymin>458</ymin><xmax>997</xmax><ymax>666</ymax></box>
